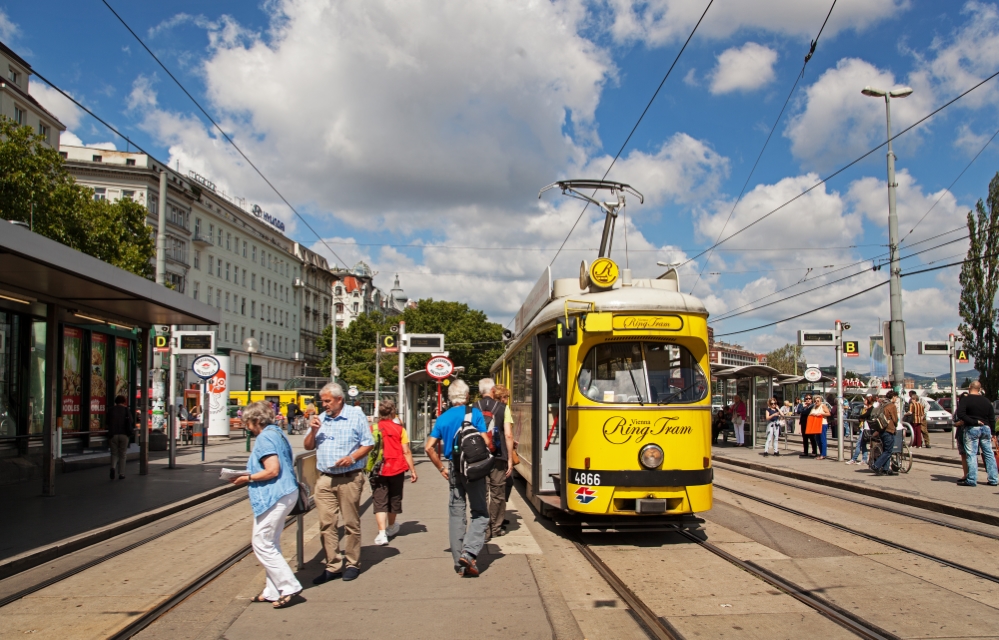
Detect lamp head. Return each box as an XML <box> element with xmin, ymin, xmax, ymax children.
<box><xmin>242</xmin><ymin>336</ymin><xmax>260</xmax><ymax>354</ymax></box>
<box><xmin>861</xmin><ymin>86</ymin><xmax>887</xmax><ymax>97</ymax></box>
<box><xmin>889</xmin><ymin>86</ymin><xmax>914</xmax><ymax>98</ymax></box>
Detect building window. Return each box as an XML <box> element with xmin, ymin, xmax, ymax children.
<box><xmin>217</xmin><ymin>259</ymin><xmax>222</xmax><ymax>277</ymax></box>
<box><xmin>195</xmin><ymin>218</ymin><xmax>201</xmax><ymax>236</ymax></box>
<box><xmin>193</xmin><ymin>281</ymin><xmax>199</xmax><ymax>301</ymax></box>
<box><xmin>251</xmin><ymin>301</ymin><xmax>256</xmax><ymax>318</ymax></box>
<box><xmin>241</xmin><ymin>298</ymin><xmax>246</xmax><ymax>315</ymax></box>
<box><xmin>241</xmin><ymin>326</ymin><xmax>246</xmax><ymax>343</ymax></box>
<box><xmin>209</xmin><ymin>223</ymin><xmax>214</xmax><ymax>241</ymax></box>
<box><xmin>92</xmin><ymin>155</ymin><xmax>102</xmax><ymax>163</ymax></box>
<box><xmin>252</xmin><ymin>246</ymin><xmax>257</xmax><ymax>263</ymax></box>
<box><xmin>125</xmin><ymin>158</ymin><xmax>136</xmax><ymax>166</ymax></box>
<box><xmin>8</xmin><ymin>68</ymin><xmax>18</xmax><ymax>84</ymax></box>
<box><xmin>226</xmin><ymin>233</ymin><xmax>231</xmax><ymax>250</ymax></box>
<box><xmin>225</xmin><ymin>292</ymin><xmax>230</xmax><ymax>311</ymax></box>
<box><xmin>207</xmin><ymin>286</ymin><xmax>214</xmax><ymax>306</ymax></box>
<box><xmin>251</xmin><ymin>274</ymin><xmax>256</xmax><ymax>291</ymax></box>
<box><xmin>13</xmin><ymin>106</ymin><xmax>23</xmax><ymax>124</ymax></box>
<box><xmin>226</xmin><ymin>262</ymin><xmax>231</xmax><ymax>281</ymax></box>
<box><xmin>93</xmin><ymin>187</ymin><xmax>107</xmax><ymax>201</ymax></box>
<box><xmin>38</xmin><ymin>123</ymin><xmax>48</xmax><ymax>138</ymax></box>
<box><xmin>216</xmin><ymin>289</ymin><xmax>221</xmax><ymax>307</ymax></box>
<box><xmin>122</xmin><ymin>190</ymin><xmax>135</xmax><ymax>200</ymax></box>
<box><xmin>217</xmin><ymin>229</ymin><xmax>223</xmax><ymax>246</ymax></box>
<box><xmin>242</xmin><ymin>269</ymin><xmax>246</xmax><ymax>286</ymax></box>
<box><xmin>194</xmin><ymin>251</ymin><xmax>200</xmax><ymax>270</ymax></box>
<box><xmin>225</xmin><ymin>323</ymin><xmax>230</xmax><ymax>342</ymax></box>
<box><xmin>353</xmin><ymin>302</ymin><xmax>359</xmax><ymax>313</ymax></box>
<box><xmin>242</xmin><ymin>241</ymin><xmax>247</xmax><ymax>258</ymax></box>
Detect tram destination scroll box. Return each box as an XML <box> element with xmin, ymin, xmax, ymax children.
<box><xmin>172</xmin><ymin>331</ymin><xmax>216</xmax><ymax>355</ymax></box>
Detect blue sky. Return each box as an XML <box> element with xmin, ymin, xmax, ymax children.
<box><xmin>7</xmin><ymin>0</ymin><xmax>999</xmax><ymax>375</ymax></box>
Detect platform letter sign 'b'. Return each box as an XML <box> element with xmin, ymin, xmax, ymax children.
<box><xmin>843</xmin><ymin>340</ymin><xmax>859</xmax><ymax>358</ymax></box>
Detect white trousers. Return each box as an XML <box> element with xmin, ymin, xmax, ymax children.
<box><xmin>252</xmin><ymin>489</ymin><xmax>302</xmax><ymax>601</ymax></box>
<box><xmin>765</xmin><ymin>423</ymin><xmax>780</xmax><ymax>453</ymax></box>
<box><xmin>734</xmin><ymin>418</ymin><xmax>745</xmax><ymax>444</ymax></box>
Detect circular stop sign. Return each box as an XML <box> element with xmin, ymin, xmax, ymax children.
<box><xmin>426</xmin><ymin>356</ymin><xmax>454</xmax><ymax>380</ymax></box>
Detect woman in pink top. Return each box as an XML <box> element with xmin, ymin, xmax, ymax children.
<box><xmin>732</xmin><ymin>396</ymin><xmax>747</xmax><ymax>447</ymax></box>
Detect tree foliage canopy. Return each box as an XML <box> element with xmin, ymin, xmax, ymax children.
<box><xmin>765</xmin><ymin>343</ymin><xmax>803</xmax><ymax>375</ymax></box>
<box><xmin>959</xmin><ymin>172</ymin><xmax>999</xmax><ymax>397</ymax></box>
<box><xmin>0</xmin><ymin>118</ymin><xmax>155</xmax><ymax>277</ymax></box>
<box><xmin>316</xmin><ymin>299</ymin><xmax>505</xmax><ymax>392</ymax></box>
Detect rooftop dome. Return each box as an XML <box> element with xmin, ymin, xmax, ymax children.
<box><xmin>390</xmin><ymin>274</ymin><xmax>408</xmax><ymax>305</ymax></box>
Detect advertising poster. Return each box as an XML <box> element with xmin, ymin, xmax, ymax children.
<box><xmin>207</xmin><ymin>355</ymin><xmax>230</xmax><ymax>436</ymax></box>
<box><xmin>115</xmin><ymin>338</ymin><xmax>131</xmax><ymax>402</ymax></box>
<box><xmin>89</xmin><ymin>333</ymin><xmax>108</xmax><ymax>431</ymax></box>
<box><xmin>62</xmin><ymin>327</ymin><xmax>82</xmax><ymax>431</ymax></box>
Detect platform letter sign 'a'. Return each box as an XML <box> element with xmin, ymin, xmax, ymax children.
<box><xmin>957</xmin><ymin>349</ymin><xmax>970</xmax><ymax>364</ymax></box>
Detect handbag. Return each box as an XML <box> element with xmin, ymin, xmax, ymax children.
<box><xmin>805</xmin><ymin>413</ymin><xmax>824</xmax><ymax>435</ymax></box>
<box><xmin>289</xmin><ymin>481</ymin><xmax>311</xmax><ymax>516</ymax></box>
<box><xmin>511</xmin><ymin>444</ymin><xmax>521</xmax><ymax>466</ymax></box>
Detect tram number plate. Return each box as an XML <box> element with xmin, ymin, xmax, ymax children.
<box><xmin>571</xmin><ymin>470</ymin><xmax>601</xmax><ymax>486</ymax></box>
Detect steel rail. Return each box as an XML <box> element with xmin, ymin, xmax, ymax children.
<box><xmin>0</xmin><ymin>495</ymin><xmax>247</xmax><ymax>609</ymax></box>
<box><xmin>715</xmin><ymin>482</ymin><xmax>999</xmax><ymax>585</ymax></box>
<box><xmin>715</xmin><ymin>463</ymin><xmax>999</xmax><ymax>541</ymax></box>
<box><xmin>674</xmin><ymin>529</ymin><xmax>900</xmax><ymax>640</ymax></box>
<box><xmin>571</xmin><ymin>537</ymin><xmax>686</xmax><ymax>640</ymax></box>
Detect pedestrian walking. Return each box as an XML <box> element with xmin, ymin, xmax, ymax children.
<box><xmin>107</xmin><ymin>395</ymin><xmax>132</xmax><ymax>480</ymax></box>
<box><xmin>305</xmin><ymin>382</ymin><xmax>374</xmax><ymax>584</ymax></box>
<box><xmin>811</xmin><ymin>396</ymin><xmax>831</xmax><ymax>460</ymax></box>
<box><xmin>955</xmin><ymin>381</ymin><xmax>998</xmax><ymax>487</ymax></box>
<box><xmin>732</xmin><ymin>395</ymin><xmax>747</xmax><ymax>447</ymax></box>
<box><xmin>798</xmin><ymin>394</ymin><xmax>818</xmax><ymax>457</ymax></box>
<box><xmin>847</xmin><ymin>394</ymin><xmax>876</xmax><ymax>465</ymax></box>
<box><xmin>872</xmin><ymin>390</ymin><xmax>900</xmax><ymax>476</ymax></box>
<box><xmin>763</xmin><ymin>398</ymin><xmax>781</xmax><ymax>456</ymax></box>
<box><xmin>475</xmin><ymin>379</ymin><xmax>515</xmax><ymax>539</ymax></box>
<box><xmin>492</xmin><ymin>384</ymin><xmax>517</xmax><ymax>504</ymax></box>
<box><xmin>371</xmin><ymin>399</ymin><xmax>418</xmax><ymax>546</ymax></box>
<box><xmin>424</xmin><ymin>379</ymin><xmax>492</xmax><ymax>577</ymax></box>
<box><xmin>907</xmin><ymin>391</ymin><xmax>927</xmax><ymax>448</ymax></box>
<box><xmin>229</xmin><ymin>400</ymin><xmax>302</xmax><ymax>608</ymax></box>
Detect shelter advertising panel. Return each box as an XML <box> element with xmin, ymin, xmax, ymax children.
<box><xmin>207</xmin><ymin>355</ymin><xmax>230</xmax><ymax>436</ymax></box>
<box><xmin>115</xmin><ymin>338</ymin><xmax>131</xmax><ymax>401</ymax></box>
<box><xmin>62</xmin><ymin>327</ymin><xmax>82</xmax><ymax>432</ymax></box>
<box><xmin>89</xmin><ymin>333</ymin><xmax>108</xmax><ymax>431</ymax></box>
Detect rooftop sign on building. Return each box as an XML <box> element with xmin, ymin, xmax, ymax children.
<box><xmin>250</xmin><ymin>204</ymin><xmax>286</xmax><ymax>232</ymax></box>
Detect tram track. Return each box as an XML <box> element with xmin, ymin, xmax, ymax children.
<box><xmin>572</xmin><ymin>527</ymin><xmax>897</xmax><ymax>640</ymax></box>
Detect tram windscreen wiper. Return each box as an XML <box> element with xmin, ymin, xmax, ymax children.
<box><xmin>626</xmin><ymin>360</ymin><xmax>645</xmax><ymax>406</ymax></box>
<box><xmin>657</xmin><ymin>382</ymin><xmax>698</xmax><ymax>405</ymax></box>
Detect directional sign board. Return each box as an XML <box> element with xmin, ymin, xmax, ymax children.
<box><xmin>405</xmin><ymin>334</ymin><xmax>445</xmax><ymax>354</ymax></box>
<box><xmin>426</xmin><ymin>356</ymin><xmax>454</xmax><ymax>380</ymax></box>
<box><xmin>918</xmin><ymin>341</ymin><xmax>952</xmax><ymax>355</ymax></box>
<box><xmin>844</xmin><ymin>340</ymin><xmax>860</xmax><ymax>358</ymax></box>
<box><xmin>381</xmin><ymin>334</ymin><xmax>399</xmax><ymax>353</ymax></box>
<box><xmin>803</xmin><ymin>367</ymin><xmax>823</xmax><ymax>383</ymax></box>
<box><xmin>798</xmin><ymin>330</ymin><xmax>839</xmax><ymax>347</ymax></box>
<box><xmin>173</xmin><ymin>331</ymin><xmax>216</xmax><ymax>355</ymax></box>
<box><xmin>154</xmin><ymin>325</ymin><xmax>171</xmax><ymax>353</ymax></box>
<box><xmin>957</xmin><ymin>348</ymin><xmax>970</xmax><ymax>364</ymax></box>
<box><xmin>347</xmin><ymin>385</ymin><xmax>359</xmax><ymax>398</ymax></box>
<box><xmin>191</xmin><ymin>355</ymin><xmax>221</xmax><ymax>380</ymax></box>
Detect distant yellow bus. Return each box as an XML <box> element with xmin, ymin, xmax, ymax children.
<box><xmin>229</xmin><ymin>391</ymin><xmax>317</xmax><ymax>418</ymax></box>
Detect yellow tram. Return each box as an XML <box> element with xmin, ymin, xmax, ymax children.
<box><xmin>491</xmin><ymin>180</ymin><xmax>712</xmax><ymax>522</ymax></box>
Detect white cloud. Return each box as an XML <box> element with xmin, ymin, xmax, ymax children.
<box><xmin>921</xmin><ymin>1</ymin><xmax>999</xmax><ymax>110</ymax></box>
<box><xmin>953</xmin><ymin>124</ymin><xmax>994</xmax><ymax>155</ymax></box>
<box><xmin>0</xmin><ymin>8</ymin><xmax>18</xmax><ymax>42</ymax></box>
<box><xmin>784</xmin><ymin>58</ymin><xmax>935</xmax><ymax>171</ymax></box>
<box><xmin>28</xmin><ymin>83</ymin><xmax>84</xmax><ymax>130</ymax></box>
<box><xmin>709</xmin><ymin>43</ymin><xmax>778</xmax><ymax>95</ymax></box>
<box><xmin>602</xmin><ymin>0</ymin><xmax>908</xmax><ymax>47</ymax></box>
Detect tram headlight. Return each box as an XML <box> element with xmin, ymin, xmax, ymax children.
<box><xmin>639</xmin><ymin>444</ymin><xmax>664</xmax><ymax>469</ymax></box>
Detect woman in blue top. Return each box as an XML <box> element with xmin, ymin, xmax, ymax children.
<box><xmin>229</xmin><ymin>401</ymin><xmax>302</xmax><ymax>608</ymax></box>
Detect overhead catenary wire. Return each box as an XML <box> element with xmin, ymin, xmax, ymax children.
<box><xmin>679</xmin><ymin>68</ymin><xmax>999</xmax><ymax>270</ymax></box>
<box><xmin>100</xmin><ymin>0</ymin><xmax>351</xmax><ymax>269</ymax></box>
<box><xmin>547</xmin><ymin>0</ymin><xmax>714</xmax><ymax>268</ymax></box>
<box><xmin>688</xmin><ymin>0</ymin><xmax>838</xmax><ymax>295</ymax></box>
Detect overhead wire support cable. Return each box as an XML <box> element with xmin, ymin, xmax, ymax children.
<box><xmin>100</xmin><ymin>0</ymin><xmax>350</xmax><ymax>269</ymax></box>
<box><xmin>547</xmin><ymin>0</ymin><xmax>714</xmax><ymax>268</ymax></box>
<box><xmin>688</xmin><ymin>0</ymin><xmax>838</xmax><ymax>294</ymax></box>
<box><xmin>679</xmin><ymin>68</ymin><xmax>999</xmax><ymax>270</ymax></box>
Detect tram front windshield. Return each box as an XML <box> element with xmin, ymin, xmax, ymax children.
<box><xmin>578</xmin><ymin>342</ymin><xmax>707</xmax><ymax>405</ymax></box>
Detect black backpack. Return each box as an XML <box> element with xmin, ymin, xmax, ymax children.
<box><xmin>451</xmin><ymin>407</ymin><xmax>494</xmax><ymax>481</ymax></box>
<box><xmin>868</xmin><ymin>403</ymin><xmax>891</xmax><ymax>432</ymax></box>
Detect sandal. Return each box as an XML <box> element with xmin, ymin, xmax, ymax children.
<box><xmin>273</xmin><ymin>591</ymin><xmax>301</xmax><ymax>609</ymax></box>
<box><xmin>250</xmin><ymin>593</ymin><xmax>269</xmax><ymax>603</ymax></box>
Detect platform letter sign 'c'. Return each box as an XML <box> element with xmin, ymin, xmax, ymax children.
<box><xmin>843</xmin><ymin>340</ymin><xmax>859</xmax><ymax>357</ymax></box>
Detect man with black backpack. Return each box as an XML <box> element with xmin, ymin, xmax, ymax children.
<box><xmin>870</xmin><ymin>390</ymin><xmax>900</xmax><ymax>476</ymax></box>
<box><xmin>425</xmin><ymin>379</ymin><xmax>493</xmax><ymax>577</ymax></box>
<box><xmin>476</xmin><ymin>378</ymin><xmax>515</xmax><ymax>540</ymax></box>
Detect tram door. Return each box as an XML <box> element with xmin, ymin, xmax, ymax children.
<box><xmin>534</xmin><ymin>335</ymin><xmax>567</xmax><ymax>498</ymax></box>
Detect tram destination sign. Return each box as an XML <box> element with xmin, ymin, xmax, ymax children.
<box><xmin>172</xmin><ymin>331</ymin><xmax>216</xmax><ymax>355</ymax></box>
<box><xmin>404</xmin><ymin>334</ymin><xmax>445</xmax><ymax>353</ymax></box>
<box><xmin>798</xmin><ymin>330</ymin><xmax>839</xmax><ymax>347</ymax></box>
<box><xmin>918</xmin><ymin>341</ymin><xmax>952</xmax><ymax>355</ymax></box>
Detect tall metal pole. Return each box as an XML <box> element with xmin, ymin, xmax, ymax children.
<box><xmin>375</xmin><ymin>331</ymin><xmax>381</xmax><ymax>418</ymax></box>
<box><xmin>155</xmin><ymin>170</ymin><xmax>168</xmax><ymax>286</ymax></box>
<box><xmin>331</xmin><ymin>288</ymin><xmax>337</xmax><ymax>383</ymax></box>
<box><xmin>398</xmin><ymin>321</ymin><xmax>406</xmax><ymax>425</ymax></box>
<box><xmin>139</xmin><ymin>326</ymin><xmax>149</xmax><ymax>476</ymax></box>
<box><xmin>835</xmin><ymin>320</ymin><xmax>845</xmax><ymax>461</ymax></box>
<box><xmin>884</xmin><ymin>96</ymin><xmax>906</xmax><ymax>392</ymax></box>
<box><xmin>168</xmin><ymin>326</ymin><xmax>177</xmax><ymax>469</ymax></box>
<box><xmin>950</xmin><ymin>333</ymin><xmax>958</xmax><ymax>450</ymax></box>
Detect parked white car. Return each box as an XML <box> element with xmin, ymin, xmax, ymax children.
<box><xmin>924</xmin><ymin>399</ymin><xmax>954</xmax><ymax>432</ymax></box>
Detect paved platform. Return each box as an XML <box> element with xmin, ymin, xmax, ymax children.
<box><xmin>0</xmin><ymin>435</ymin><xmax>296</xmax><ymax>561</ymax></box>
<box><xmin>141</xmin><ymin>458</ymin><xmax>565</xmax><ymax>640</ymax></box>
<box><xmin>711</xmin><ymin>437</ymin><xmax>999</xmax><ymax>525</ymax></box>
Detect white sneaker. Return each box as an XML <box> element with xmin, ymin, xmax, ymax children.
<box><xmin>386</xmin><ymin>523</ymin><xmax>400</xmax><ymax>537</ymax></box>
<box><xmin>374</xmin><ymin>531</ymin><xmax>388</xmax><ymax>546</ymax></box>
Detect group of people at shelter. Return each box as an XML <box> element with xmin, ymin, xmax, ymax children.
<box><xmin>226</xmin><ymin>376</ymin><xmax>517</xmax><ymax>606</ymax></box>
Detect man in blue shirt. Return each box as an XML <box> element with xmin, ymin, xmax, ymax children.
<box><xmin>425</xmin><ymin>379</ymin><xmax>492</xmax><ymax>577</ymax></box>
<box><xmin>304</xmin><ymin>382</ymin><xmax>374</xmax><ymax>583</ymax></box>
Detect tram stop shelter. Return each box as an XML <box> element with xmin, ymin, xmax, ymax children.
<box><xmin>711</xmin><ymin>364</ymin><xmax>782</xmax><ymax>448</ymax></box>
<box><xmin>0</xmin><ymin>223</ymin><xmax>219</xmax><ymax>495</ymax></box>
<box><xmin>402</xmin><ymin>369</ymin><xmax>450</xmax><ymax>446</ymax></box>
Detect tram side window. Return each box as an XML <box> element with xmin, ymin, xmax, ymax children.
<box><xmin>578</xmin><ymin>342</ymin><xmax>648</xmax><ymax>404</ymax></box>
<box><xmin>645</xmin><ymin>343</ymin><xmax>707</xmax><ymax>404</ymax></box>
<box><xmin>577</xmin><ymin>342</ymin><xmax>707</xmax><ymax>404</ymax></box>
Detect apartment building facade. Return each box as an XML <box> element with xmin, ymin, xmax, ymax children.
<box><xmin>0</xmin><ymin>40</ymin><xmax>64</xmax><ymax>148</ymax></box>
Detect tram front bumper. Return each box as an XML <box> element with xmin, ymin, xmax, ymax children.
<box><xmin>567</xmin><ymin>468</ymin><xmax>713</xmax><ymax>515</ymax></box>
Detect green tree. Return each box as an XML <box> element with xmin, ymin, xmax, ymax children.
<box><xmin>317</xmin><ymin>299</ymin><xmax>505</xmax><ymax>392</ymax></box>
<box><xmin>0</xmin><ymin>118</ymin><xmax>154</xmax><ymax>277</ymax></box>
<box><xmin>958</xmin><ymin>172</ymin><xmax>999</xmax><ymax>397</ymax></box>
<box><xmin>765</xmin><ymin>343</ymin><xmax>803</xmax><ymax>375</ymax></box>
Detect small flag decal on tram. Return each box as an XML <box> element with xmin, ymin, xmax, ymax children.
<box><xmin>575</xmin><ymin>486</ymin><xmax>597</xmax><ymax>504</ymax></box>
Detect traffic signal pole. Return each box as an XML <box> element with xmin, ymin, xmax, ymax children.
<box><xmin>835</xmin><ymin>320</ymin><xmax>844</xmax><ymax>462</ymax></box>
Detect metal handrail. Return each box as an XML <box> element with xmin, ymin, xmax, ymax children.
<box><xmin>293</xmin><ymin>451</ymin><xmax>318</xmax><ymax>570</ymax></box>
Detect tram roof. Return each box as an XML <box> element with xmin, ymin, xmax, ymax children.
<box><xmin>492</xmin><ymin>283</ymin><xmax>709</xmax><ymax>370</ymax></box>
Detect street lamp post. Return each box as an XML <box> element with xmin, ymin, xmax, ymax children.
<box><xmin>242</xmin><ymin>337</ymin><xmax>260</xmax><ymax>452</ymax></box>
<box><xmin>862</xmin><ymin>85</ymin><xmax>913</xmax><ymax>392</ymax></box>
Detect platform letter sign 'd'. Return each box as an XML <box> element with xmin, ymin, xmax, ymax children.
<box><xmin>844</xmin><ymin>341</ymin><xmax>860</xmax><ymax>358</ymax></box>
<box><xmin>957</xmin><ymin>349</ymin><xmax>970</xmax><ymax>364</ymax></box>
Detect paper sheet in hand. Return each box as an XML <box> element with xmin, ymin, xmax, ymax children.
<box><xmin>219</xmin><ymin>468</ymin><xmax>250</xmax><ymax>480</ymax></box>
